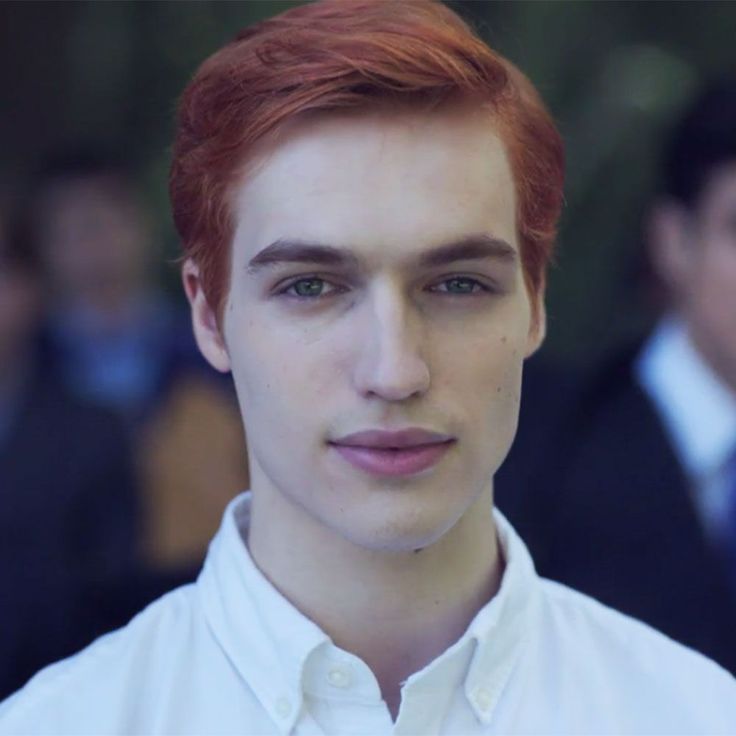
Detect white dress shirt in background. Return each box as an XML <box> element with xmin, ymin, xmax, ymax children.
<box><xmin>1</xmin><ymin>492</ymin><xmax>735</xmax><ymax>735</ymax></box>
<box><xmin>636</xmin><ymin>316</ymin><xmax>736</xmax><ymax>544</ymax></box>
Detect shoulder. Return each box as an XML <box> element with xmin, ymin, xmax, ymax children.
<box><xmin>0</xmin><ymin>584</ymin><xmax>201</xmax><ymax>735</ymax></box>
<box><xmin>535</xmin><ymin>579</ymin><xmax>736</xmax><ymax>730</ymax></box>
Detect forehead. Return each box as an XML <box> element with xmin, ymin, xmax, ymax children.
<box><xmin>230</xmin><ymin>106</ymin><xmax>518</xmax><ymax>267</ymax></box>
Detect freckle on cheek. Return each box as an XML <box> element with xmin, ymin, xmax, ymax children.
<box><xmin>501</xmin><ymin>336</ymin><xmax>507</xmax><ymax>344</ymax></box>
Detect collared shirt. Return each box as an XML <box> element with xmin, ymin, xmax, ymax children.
<box><xmin>1</xmin><ymin>492</ymin><xmax>735</xmax><ymax>735</ymax></box>
<box><xmin>636</xmin><ymin>316</ymin><xmax>736</xmax><ymax>542</ymax></box>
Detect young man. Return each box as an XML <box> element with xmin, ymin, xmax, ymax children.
<box><xmin>1</xmin><ymin>1</ymin><xmax>735</xmax><ymax>733</ymax></box>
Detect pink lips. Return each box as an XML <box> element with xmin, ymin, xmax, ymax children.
<box><xmin>329</xmin><ymin>428</ymin><xmax>455</xmax><ymax>477</ymax></box>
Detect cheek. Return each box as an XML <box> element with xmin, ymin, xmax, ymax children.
<box><xmin>437</xmin><ymin>328</ymin><xmax>524</xmax><ymax>419</ymax></box>
<box><xmin>482</xmin><ymin>344</ymin><xmax>524</xmax><ymax>428</ymax></box>
<box><xmin>229</xmin><ymin>322</ymin><xmax>336</xmax><ymax>442</ymax></box>
<box><xmin>437</xmin><ymin>330</ymin><xmax>524</xmax><ymax>484</ymax></box>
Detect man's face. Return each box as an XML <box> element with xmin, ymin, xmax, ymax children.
<box><xmin>670</xmin><ymin>163</ymin><xmax>736</xmax><ymax>391</ymax></box>
<box><xmin>190</xmin><ymin>106</ymin><xmax>543</xmax><ymax>552</ymax></box>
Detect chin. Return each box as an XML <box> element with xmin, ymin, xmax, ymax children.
<box><xmin>344</xmin><ymin>528</ymin><xmax>450</xmax><ymax>555</ymax></box>
<box><xmin>332</xmin><ymin>496</ymin><xmax>469</xmax><ymax>554</ymax></box>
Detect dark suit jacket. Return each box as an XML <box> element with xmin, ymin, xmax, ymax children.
<box><xmin>496</xmin><ymin>348</ymin><xmax>736</xmax><ymax>675</ymax></box>
<box><xmin>0</xmin><ymin>367</ymin><xmax>139</xmax><ymax>698</ymax></box>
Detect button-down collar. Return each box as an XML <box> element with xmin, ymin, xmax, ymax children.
<box><xmin>198</xmin><ymin>493</ymin><xmax>539</xmax><ymax>733</ymax></box>
<box><xmin>3</xmin><ymin>490</ymin><xmax>736</xmax><ymax>734</ymax></box>
<box><xmin>198</xmin><ymin>497</ymin><xmax>328</xmax><ymax>734</ymax></box>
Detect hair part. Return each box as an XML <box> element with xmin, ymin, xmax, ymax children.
<box><xmin>170</xmin><ymin>0</ymin><xmax>564</xmax><ymax>323</ymax></box>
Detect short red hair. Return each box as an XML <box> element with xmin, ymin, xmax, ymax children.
<box><xmin>170</xmin><ymin>0</ymin><xmax>564</xmax><ymax>321</ymax></box>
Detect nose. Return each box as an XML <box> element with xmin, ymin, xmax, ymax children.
<box><xmin>352</xmin><ymin>285</ymin><xmax>431</xmax><ymax>402</ymax></box>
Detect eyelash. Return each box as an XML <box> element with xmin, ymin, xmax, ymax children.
<box><xmin>430</xmin><ymin>278</ymin><xmax>494</xmax><ymax>296</ymax></box>
<box><xmin>274</xmin><ymin>277</ymin><xmax>339</xmax><ymax>301</ymax></box>
<box><xmin>276</xmin><ymin>275</ymin><xmax>495</xmax><ymax>301</ymax></box>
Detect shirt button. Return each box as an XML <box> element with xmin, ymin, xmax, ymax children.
<box><xmin>327</xmin><ymin>666</ymin><xmax>351</xmax><ymax>688</ymax></box>
<box><xmin>473</xmin><ymin>686</ymin><xmax>493</xmax><ymax>712</ymax></box>
<box><xmin>274</xmin><ymin>697</ymin><xmax>292</xmax><ymax>719</ymax></box>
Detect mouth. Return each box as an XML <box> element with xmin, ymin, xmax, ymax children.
<box><xmin>328</xmin><ymin>426</ymin><xmax>456</xmax><ymax>477</ymax></box>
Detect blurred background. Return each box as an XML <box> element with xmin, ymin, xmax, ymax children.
<box><xmin>1</xmin><ymin>0</ymin><xmax>736</xmax><ymax>697</ymax></box>
<box><xmin>1</xmin><ymin>0</ymin><xmax>735</xmax><ymax>362</ymax></box>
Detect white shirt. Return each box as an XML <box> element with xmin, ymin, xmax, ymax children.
<box><xmin>1</xmin><ymin>492</ymin><xmax>735</xmax><ymax>735</ymax></box>
<box><xmin>636</xmin><ymin>316</ymin><xmax>736</xmax><ymax>542</ymax></box>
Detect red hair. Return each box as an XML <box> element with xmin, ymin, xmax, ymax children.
<box><xmin>170</xmin><ymin>0</ymin><xmax>564</xmax><ymax>321</ymax></box>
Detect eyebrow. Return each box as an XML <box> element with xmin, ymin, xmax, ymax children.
<box><xmin>246</xmin><ymin>240</ymin><xmax>361</xmax><ymax>274</ymax></box>
<box><xmin>245</xmin><ymin>234</ymin><xmax>517</xmax><ymax>275</ymax></box>
<box><xmin>419</xmin><ymin>235</ymin><xmax>517</xmax><ymax>268</ymax></box>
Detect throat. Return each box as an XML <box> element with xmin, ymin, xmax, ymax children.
<box><xmin>349</xmin><ymin>553</ymin><xmax>502</xmax><ymax>716</ymax></box>
<box><xmin>246</xmin><ymin>480</ymin><xmax>502</xmax><ymax>717</ymax></box>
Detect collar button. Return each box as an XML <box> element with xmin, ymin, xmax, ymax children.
<box><xmin>327</xmin><ymin>666</ymin><xmax>351</xmax><ymax>688</ymax></box>
<box><xmin>274</xmin><ymin>697</ymin><xmax>293</xmax><ymax>719</ymax></box>
<box><xmin>472</xmin><ymin>686</ymin><xmax>493</xmax><ymax>713</ymax></box>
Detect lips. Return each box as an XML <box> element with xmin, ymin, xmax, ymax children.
<box><xmin>329</xmin><ymin>427</ymin><xmax>455</xmax><ymax>477</ymax></box>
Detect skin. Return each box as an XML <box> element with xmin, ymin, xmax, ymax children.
<box><xmin>184</xmin><ymin>105</ymin><xmax>544</xmax><ymax>716</ymax></box>
<box><xmin>649</xmin><ymin>162</ymin><xmax>736</xmax><ymax>393</ymax></box>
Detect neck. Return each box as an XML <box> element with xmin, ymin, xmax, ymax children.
<box><xmin>248</xmin><ymin>484</ymin><xmax>501</xmax><ymax>717</ymax></box>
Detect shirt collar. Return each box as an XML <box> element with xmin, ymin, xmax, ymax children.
<box><xmin>461</xmin><ymin>507</ymin><xmax>540</xmax><ymax>723</ymax></box>
<box><xmin>198</xmin><ymin>495</ymin><xmax>328</xmax><ymax>734</ymax></box>
<box><xmin>635</xmin><ymin>316</ymin><xmax>736</xmax><ymax>479</ymax></box>
<box><xmin>198</xmin><ymin>493</ymin><xmax>540</xmax><ymax>731</ymax></box>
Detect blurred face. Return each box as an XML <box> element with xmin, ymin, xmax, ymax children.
<box><xmin>37</xmin><ymin>176</ymin><xmax>149</xmax><ymax>303</ymax></box>
<box><xmin>187</xmin><ymin>107</ymin><xmax>543</xmax><ymax>552</ymax></box>
<box><xmin>662</xmin><ymin>163</ymin><xmax>736</xmax><ymax>391</ymax></box>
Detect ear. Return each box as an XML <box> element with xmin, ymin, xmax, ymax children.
<box><xmin>646</xmin><ymin>200</ymin><xmax>693</xmax><ymax>295</ymax></box>
<box><xmin>181</xmin><ymin>258</ymin><xmax>231</xmax><ymax>373</ymax></box>
<box><xmin>524</xmin><ymin>292</ymin><xmax>547</xmax><ymax>359</ymax></box>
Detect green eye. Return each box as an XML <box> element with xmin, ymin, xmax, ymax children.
<box><xmin>291</xmin><ymin>279</ymin><xmax>325</xmax><ymax>297</ymax></box>
<box><xmin>434</xmin><ymin>277</ymin><xmax>487</xmax><ymax>295</ymax></box>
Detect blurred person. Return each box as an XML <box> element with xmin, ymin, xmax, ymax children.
<box><xmin>497</xmin><ymin>76</ymin><xmax>736</xmax><ymax>674</ymax></box>
<box><xmin>2</xmin><ymin>2</ymin><xmax>735</xmax><ymax>734</ymax></box>
<box><xmin>30</xmin><ymin>149</ymin><xmax>209</xmax><ymax>419</ymax></box>
<box><xmin>0</xmin><ymin>208</ymin><xmax>138</xmax><ymax>698</ymax></box>
<box><xmin>25</xmin><ymin>151</ymin><xmax>248</xmax><ymax>570</ymax></box>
